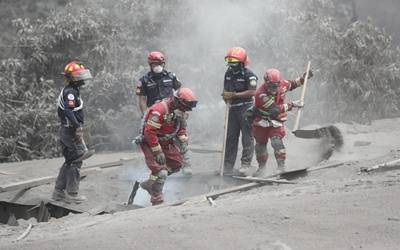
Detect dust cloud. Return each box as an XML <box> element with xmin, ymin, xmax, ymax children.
<box><xmin>155</xmin><ymin>0</ymin><xmax>295</xmax><ymax>144</ymax></box>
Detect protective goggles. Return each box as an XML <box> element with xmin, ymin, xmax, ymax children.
<box><xmin>178</xmin><ymin>99</ymin><xmax>198</xmax><ymax>111</ymax></box>
<box><xmin>150</xmin><ymin>62</ymin><xmax>165</xmax><ymax>66</ymax></box>
<box><xmin>267</xmin><ymin>82</ymin><xmax>280</xmax><ymax>92</ymax></box>
<box><xmin>225</xmin><ymin>57</ymin><xmax>241</xmax><ymax>63</ymax></box>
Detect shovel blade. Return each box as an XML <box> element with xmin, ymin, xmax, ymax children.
<box><xmin>293</xmin><ymin>129</ymin><xmax>322</xmax><ymax>139</ymax></box>
<box><xmin>293</xmin><ymin>125</ymin><xmax>343</xmax><ymax>149</ymax></box>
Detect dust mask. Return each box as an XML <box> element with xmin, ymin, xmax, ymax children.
<box><xmin>152</xmin><ymin>65</ymin><xmax>163</xmax><ymax>74</ymax></box>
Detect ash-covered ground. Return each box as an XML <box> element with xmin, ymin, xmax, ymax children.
<box><xmin>1</xmin><ymin>118</ymin><xmax>400</xmax><ymax>249</ymax></box>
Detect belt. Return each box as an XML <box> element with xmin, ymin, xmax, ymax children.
<box><xmin>158</xmin><ymin>133</ymin><xmax>176</xmax><ymax>141</ymax></box>
<box><xmin>229</xmin><ymin>101</ymin><xmax>253</xmax><ymax>107</ymax></box>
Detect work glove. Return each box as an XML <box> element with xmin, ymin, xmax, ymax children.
<box><xmin>151</xmin><ymin>144</ymin><xmax>166</xmax><ymax>165</ymax></box>
<box><xmin>245</xmin><ymin>106</ymin><xmax>256</xmax><ymax>123</ymax></box>
<box><xmin>222</xmin><ymin>91</ymin><xmax>236</xmax><ymax>101</ymax></box>
<box><xmin>178</xmin><ymin>134</ymin><xmax>189</xmax><ymax>154</ymax></box>
<box><xmin>154</xmin><ymin>151</ymin><xmax>166</xmax><ymax>165</ymax></box>
<box><xmin>180</xmin><ymin>142</ymin><xmax>189</xmax><ymax>154</ymax></box>
<box><xmin>178</xmin><ymin>134</ymin><xmax>188</xmax><ymax>143</ymax></box>
<box><xmin>288</xmin><ymin>100</ymin><xmax>304</xmax><ymax>110</ymax></box>
<box><xmin>303</xmin><ymin>69</ymin><xmax>314</xmax><ymax>79</ymax></box>
<box><xmin>132</xmin><ymin>135</ymin><xmax>144</xmax><ymax>145</ymax></box>
<box><xmin>74</xmin><ymin>126</ymin><xmax>84</xmax><ymax>144</ymax></box>
<box><xmin>298</xmin><ymin>69</ymin><xmax>314</xmax><ymax>85</ymax></box>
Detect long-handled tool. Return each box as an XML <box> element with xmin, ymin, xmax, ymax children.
<box><xmin>293</xmin><ymin>61</ymin><xmax>311</xmax><ymax>132</ymax></box>
<box><xmin>127</xmin><ymin>181</ymin><xmax>140</xmax><ymax>205</ymax></box>
<box><xmin>292</xmin><ymin>61</ymin><xmax>343</xmax><ymax>158</ymax></box>
<box><xmin>219</xmin><ymin>101</ymin><xmax>231</xmax><ymax>176</ymax></box>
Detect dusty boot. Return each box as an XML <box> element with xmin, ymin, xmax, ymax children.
<box><xmin>271</xmin><ymin>138</ymin><xmax>286</xmax><ymax>175</ymax></box>
<box><xmin>238</xmin><ymin>163</ymin><xmax>251</xmax><ymax>175</ymax></box>
<box><xmin>181</xmin><ymin>166</ymin><xmax>193</xmax><ymax>176</ymax></box>
<box><xmin>140</xmin><ymin>178</ymin><xmax>155</xmax><ymax>196</ymax></box>
<box><xmin>254</xmin><ymin>143</ymin><xmax>268</xmax><ymax>177</ymax></box>
<box><xmin>51</xmin><ymin>189</ymin><xmax>65</xmax><ymax>201</ymax></box>
<box><xmin>181</xmin><ymin>148</ymin><xmax>192</xmax><ymax>176</ymax></box>
<box><xmin>181</xmin><ymin>152</ymin><xmax>192</xmax><ymax>176</ymax></box>
<box><xmin>150</xmin><ymin>170</ymin><xmax>167</xmax><ymax>205</ymax></box>
<box><xmin>254</xmin><ymin>163</ymin><xmax>267</xmax><ymax>177</ymax></box>
<box><xmin>276</xmin><ymin>161</ymin><xmax>286</xmax><ymax>174</ymax></box>
<box><xmin>150</xmin><ymin>193</ymin><xmax>164</xmax><ymax>206</ymax></box>
<box><xmin>64</xmin><ymin>193</ymin><xmax>87</xmax><ymax>204</ymax></box>
<box><xmin>181</xmin><ymin>160</ymin><xmax>193</xmax><ymax>176</ymax></box>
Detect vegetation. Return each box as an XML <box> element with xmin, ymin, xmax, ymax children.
<box><xmin>0</xmin><ymin>0</ymin><xmax>399</xmax><ymax>162</ymax></box>
<box><xmin>289</xmin><ymin>0</ymin><xmax>400</xmax><ymax>123</ymax></box>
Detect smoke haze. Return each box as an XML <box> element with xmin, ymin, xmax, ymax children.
<box><xmin>150</xmin><ymin>0</ymin><xmax>297</xmax><ymax>144</ymax></box>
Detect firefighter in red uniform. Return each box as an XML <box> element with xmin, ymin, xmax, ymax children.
<box><xmin>247</xmin><ymin>68</ymin><xmax>313</xmax><ymax>176</ymax></box>
<box><xmin>139</xmin><ymin>87</ymin><xmax>198</xmax><ymax>205</ymax></box>
<box><xmin>135</xmin><ymin>51</ymin><xmax>193</xmax><ymax>176</ymax></box>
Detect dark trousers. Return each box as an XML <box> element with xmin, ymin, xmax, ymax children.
<box><xmin>54</xmin><ymin>127</ymin><xmax>83</xmax><ymax>194</ymax></box>
<box><xmin>224</xmin><ymin>103</ymin><xmax>254</xmax><ymax>170</ymax></box>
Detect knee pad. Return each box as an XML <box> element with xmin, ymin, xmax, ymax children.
<box><xmin>274</xmin><ymin>148</ymin><xmax>286</xmax><ymax>161</ymax></box>
<box><xmin>152</xmin><ymin>169</ymin><xmax>168</xmax><ymax>194</ymax></box>
<box><xmin>271</xmin><ymin>136</ymin><xmax>285</xmax><ymax>151</ymax></box>
<box><xmin>166</xmin><ymin>166</ymin><xmax>180</xmax><ymax>175</ymax></box>
<box><xmin>155</xmin><ymin>169</ymin><xmax>168</xmax><ymax>183</ymax></box>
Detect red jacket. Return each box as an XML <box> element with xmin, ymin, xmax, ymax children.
<box><xmin>143</xmin><ymin>99</ymin><xmax>186</xmax><ymax>149</ymax></box>
<box><xmin>254</xmin><ymin>79</ymin><xmax>301</xmax><ymax>123</ymax></box>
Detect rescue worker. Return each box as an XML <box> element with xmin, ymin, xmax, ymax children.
<box><xmin>139</xmin><ymin>87</ymin><xmax>197</xmax><ymax>205</ymax></box>
<box><xmin>135</xmin><ymin>51</ymin><xmax>193</xmax><ymax>176</ymax></box>
<box><xmin>248</xmin><ymin>68</ymin><xmax>313</xmax><ymax>176</ymax></box>
<box><xmin>52</xmin><ymin>61</ymin><xmax>95</xmax><ymax>203</ymax></box>
<box><xmin>222</xmin><ymin>47</ymin><xmax>258</xmax><ymax>175</ymax></box>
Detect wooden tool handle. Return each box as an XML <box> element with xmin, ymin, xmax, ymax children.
<box><xmin>293</xmin><ymin>61</ymin><xmax>311</xmax><ymax>132</ymax></box>
<box><xmin>220</xmin><ymin>102</ymin><xmax>230</xmax><ymax>176</ymax></box>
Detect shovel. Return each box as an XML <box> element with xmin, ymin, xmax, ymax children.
<box><xmin>292</xmin><ymin>61</ymin><xmax>343</xmax><ymax>157</ymax></box>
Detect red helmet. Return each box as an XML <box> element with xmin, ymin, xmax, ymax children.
<box><xmin>264</xmin><ymin>68</ymin><xmax>282</xmax><ymax>83</ymax></box>
<box><xmin>174</xmin><ymin>87</ymin><xmax>198</xmax><ymax>111</ymax></box>
<box><xmin>62</xmin><ymin>61</ymin><xmax>92</xmax><ymax>82</ymax></box>
<box><xmin>264</xmin><ymin>69</ymin><xmax>282</xmax><ymax>94</ymax></box>
<box><xmin>148</xmin><ymin>51</ymin><xmax>165</xmax><ymax>65</ymax></box>
<box><xmin>225</xmin><ymin>47</ymin><xmax>250</xmax><ymax>66</ymax></box>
